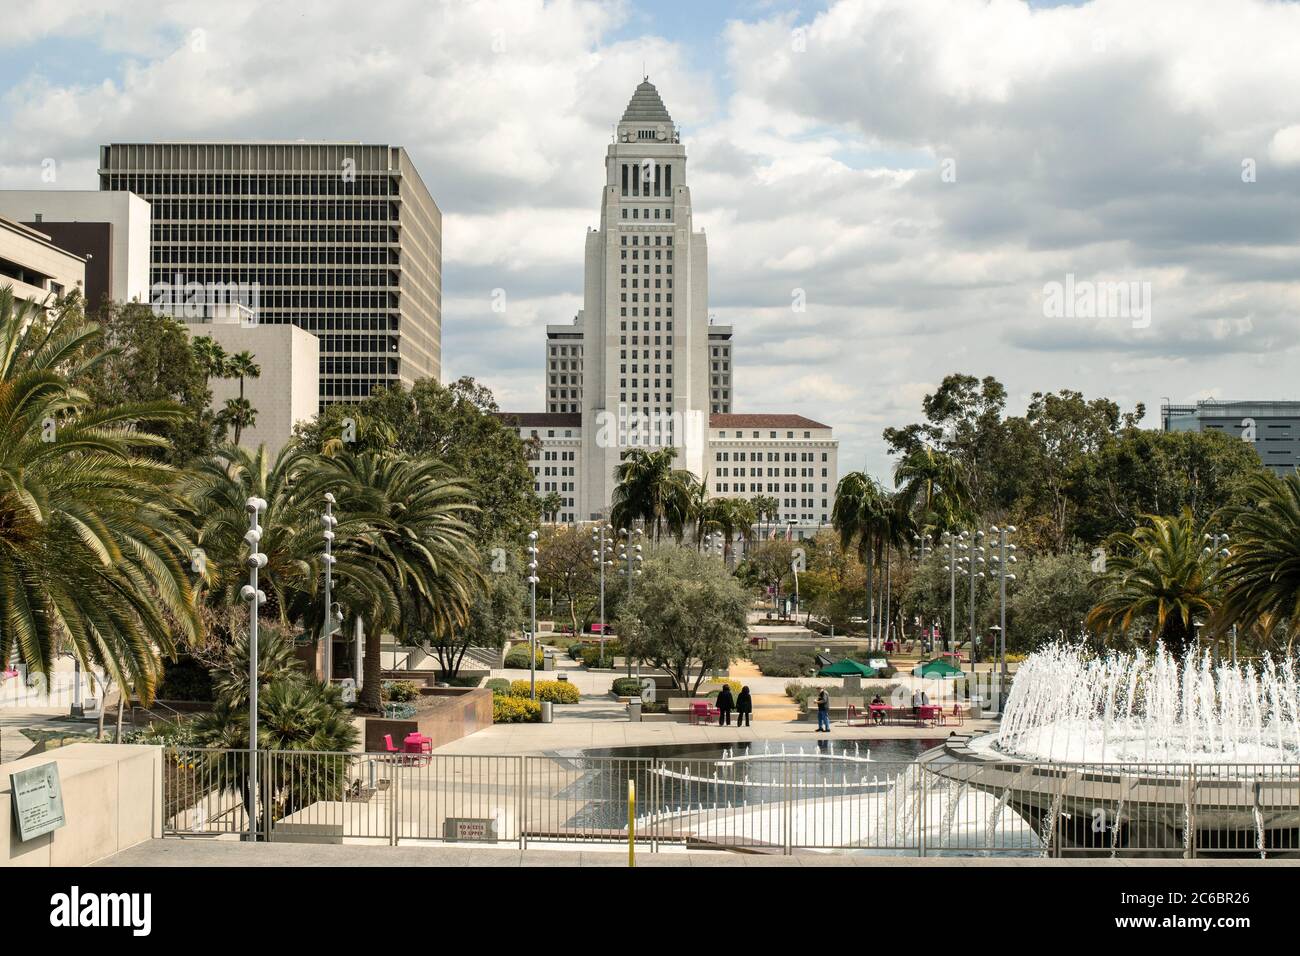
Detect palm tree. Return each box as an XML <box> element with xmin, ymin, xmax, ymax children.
<box><xmin>538</xmin><ymin>491</ymin><xmax>564</xmax><ymax>523</ymax></box>
<box><xmin>1086</xmin><ymin>510</ymin><xmax>1219</xmax><ymax>655</ymax></box>
<box><xmin>610</xmin><ymin>447</ymin><xmax>695</xmax><ymax>542</ymax></box>
<box><xmin>225</xmin><ymin>350</ymin><xmax>261</xmax><ymax>401</ymax></box>
<box><xmin>750</xmin><ymin>494</ymin><xmax>779</xmax><ymax>539</ymax></box>
<box><xmin>310</xmin><ymin>452</ymin><xmax>481</xmax><ymax>712</ymax></box>
<box><xmin>0</xmin><ymin>287</ymin><xmax>200</xmax><ymax>701</ymax></box>
<box><xmin>832</xmin><ymin>472</ymin><xmax>890</xmax><ymax>643</ymax></box>
<box><xmin>218</xmin><ymin>396</ymin><xmax>257</xmax><ymax>445</ymax></box>
<box><xmin>1215</xmin><ymin>471</ymin><xmax>1300</xmax><ymax>650</ymax></box>
<box><xmin>191</xmin><ymin>335</ymin><xmax>228</xmax><ymax>386</ymax></box>
<box><xmin>894</xmin><ymin>445</ymin><xmax>969</xmax><ymax>537</ymax></box>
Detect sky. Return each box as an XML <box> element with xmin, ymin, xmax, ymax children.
<box><xmin>3</xmin><ymin>0</ymin><xmax>1299</xmax><ymax>479</ymax></box>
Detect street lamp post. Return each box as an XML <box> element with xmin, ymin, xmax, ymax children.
<box><xmin>527</xmin><ymin>531</ymin><xmax>540</xmax><ymax>700</ymax></box>
<box><xmin>240</xmin><ymin>496</ymin><xmax>268</xmax><ymax>842</ymax></box>
<box><xmin>618</xmin><ymin>527</ymin><xmax>643</xmax><ymax>678</ymax></box>
<box><xmin>988</xmin><ymin>525</ymin><xmax>1018</xmax><ymax>704</ymax></box>
<box><xmin>591</xmin><ymin>523</ymin><xmax>614</xmax><ymax>667</ymax></box>
<box><xmin>957</xmin><ymin>530</ymin><xmax>984</xmax><ymax>673</ymax></box>
<box><xmin>321</xmin><ymin>493</ymin><xmax>337</xmax><ymax>682</ymax></box>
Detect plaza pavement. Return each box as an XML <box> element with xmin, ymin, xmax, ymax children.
<box><xmin>438</xmin><ymin>651</ymin><xmax>997</xmax><ymax>756</ymax></box>
<box><xmin>97</xmin><ymin>839</ymin><xmax>1298</xmax><ymax>867</ymax></box>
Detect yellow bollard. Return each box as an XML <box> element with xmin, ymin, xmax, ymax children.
<box><xmin>628</xmin><ymin>778</ymin><xmax>636</xmax><ymax>867</ymax></box>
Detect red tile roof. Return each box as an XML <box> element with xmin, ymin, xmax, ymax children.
<box><xmin>496</xmin><ymin>412</ymin><xmax>582</xmax><ymax>428</ymax></box>
<box><xmin>710</xmin><ymin>413</ymin><xmax>831</xmax><ymax>430</ymax></box>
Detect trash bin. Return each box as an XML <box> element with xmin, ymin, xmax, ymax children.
<box><xmin>556</xmin><ymin>673</ymin><xmax>569</xmax><ymax>682</ymax></box>
<box><xmin>543</xmin><ymin>651</ymin><xmax>556</xmax><ymax>671</ymax></box>
<box><xmin>540</xmin><ymin>700</ymin><xmax>554</xmax><ymax>723</ymax></box>
<box><xmin>627</xmin><ymin>699</ymin><xmax>642</xmax><ymax>722</ymax></box>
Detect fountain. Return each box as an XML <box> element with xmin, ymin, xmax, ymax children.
<box><xmin>919</xmin><ymin>642</ymin><xmax>1300</xmax><ymax>856</ymax></box>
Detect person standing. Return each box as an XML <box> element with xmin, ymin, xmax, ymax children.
<box><xmin>816</xmin><ymin>688</ymin><xmax>831</xmax><ymax>733</ymax></box>
<box><xmin>735</xmin><ymin>686</ymin><xmax>753</xmax><ymax>727</ymax></box>
<box><xmin>716</xmin><ymin>684</ymin><xmax>734</xmax><ymax>726</ymax></box>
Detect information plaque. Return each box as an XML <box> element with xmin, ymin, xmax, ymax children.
<box><xmin>10</xmin><ymin>762</ymin><xmax>66</xmax><ymax>841</ymax></box>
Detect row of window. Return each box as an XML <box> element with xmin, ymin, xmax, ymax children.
<box><xmin>151</xmin><ymin>224</ymin><xmax>398</xmax><ymax>244</ymax></box>
<box><xmin>155</xmin><ymin>245</ymin><xmax>398</xmax><ymax>265</ymax></box>
<box><xmin>103</xmin><ymin>174</ymin><xmax>397</xmax><ymax>197</ymax></box>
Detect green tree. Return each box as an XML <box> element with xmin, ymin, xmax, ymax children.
<box><xmin>0</xmin><ymin>287</ymin><xmax>199</xmax><ymax>701</ymax></box>
<box><xmin>1006</xmin><ymin>551</ymin><xmax>1095</xmax><ymax>650</ymax></box>
<box><xmin>894</xmin><ymin>445</ymin><xmax>969</xmax><ymax>534</ymax></box>
<box><xmin>1086</xmin><ymin>510</ymin><xmax>1220</xmax><ymax>655</ymax></box>
<box><xmin>619</xmin><ymin>546</ymin><xmax>748</xmax><ymax>692</ymax></box>
<box><xmin>79</xmin><ymin>300</ymin><xmax>217</xmax><ymax>465</ymax></box>
<box><xmin>1216</xmin><ymin>471</ymin><xmax>1300</xmax><ymax>651</ymax></box>
<box><xmin>610</xmin><ymin>447</ymin><xmax>695</xmax><ymax>542</ymax></box>
<box><xmin>419</xmin><ymin>548</ymin><xmax>527</xmax><ymax>678</ymax></box>
<box><xmin>295</xmin><ymin>377</ymin><xmax>538</xmax><ymax>545</ymax></box>
<box><xmin>536</xmin><ymin>524</ymin><xmax>599</xmax><ymax>633</ymax></box>
<box><xmin>217</xmin><ymin>396</ymin><xmax>257</xmax><ymax>445</ymax></box>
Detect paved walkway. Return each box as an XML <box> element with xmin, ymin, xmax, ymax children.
<box><xmin>98</xmin><ymin>839</ymin><xmax>1292</xmax><ymax>867</ymax></box>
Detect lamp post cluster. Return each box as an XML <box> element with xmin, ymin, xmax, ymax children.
<box><xmin>527</xmin><ymin>530</ymin><xmax>540</xmax><ymax>700</ymax></box>
<box><xmin>241</xmin><ymin>496</ymin><xmax>268</xmax><ymax>842</ymax></box>
<box><xmin>947</xmin><ymin>530</ymin><xmax>985</xmax><ymax>670</ymax></box>
<box><xmin>618</xmin><ymin>527</ymin><xmax>643</xmax><ymax>679</ymax></box>
<box><xmin>591</xmin><ymin>523</ymin><xmax>614</xmax><ymax>667</ymax></box>
<box><xmin>320</xmin><ymin>492</ymin><xmax>339</xmax><ymax>681</ymax></box>
<box><xmin>988</xmin><ymin>524</ymin><xmax>1018</xmax><ymax>695</ymax></box>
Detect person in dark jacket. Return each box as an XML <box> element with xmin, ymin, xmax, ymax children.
<box><xmin>735</xmin><ymin>686</ymin><xmax>753</xmax><ymax>727</ymax></box>
<box><xmin>716</xmin><ymin>684</ymin><xmax>734</xmax><ymax>726</ymax></box>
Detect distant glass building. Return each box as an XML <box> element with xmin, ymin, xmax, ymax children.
<box><xmin>1162</xmin><ymin>400</ymin><xmax>1300</xmax><ymax>475</ymax></box>
<box><xmin>98</xmin><ymin>142</ymin><xmax>441</xmax><ymax>409</ymax></box>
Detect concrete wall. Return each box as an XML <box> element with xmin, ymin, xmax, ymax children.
<box><xmin>0</xmin><ymin>216</ymin><xmax>86</xmax><ymax>305</ymax></box>
<box><xmin>183</xmin><ymin>321</ymin><xmax>320</xmax><ymax>455</ymax></box>
<box><xmin>1</xmin><ymin>744</ymin><xmax>161</xmax><ymax>867</ymax></box>
<box><xmin>362</xmin><ymin>687</ymin><xmax>493</xmax><ymax>753</ymax></box>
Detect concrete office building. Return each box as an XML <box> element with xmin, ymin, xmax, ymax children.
<box><xmin>0</xmin><ymin>190</ymin><xmax>150</xmax><ymax>309</ymax></box>
<box><xmin>1163</xmin><ymin>400</ymin><xmax>1300</xmax><ymax>476</ymax></box>
<box><xmin>98</xmin><ymin>142</ymin><xmax>441</xmax><ymax>410</ymax></box>
<box><xmin>503</xmin><ymin>80</ymin><xmax>837</xmax><ymax>532</ymax></box>
<box><xmin>0</xmin><ymin>215</ymin><xmax>85</xmax><ymax>306</ymax></box>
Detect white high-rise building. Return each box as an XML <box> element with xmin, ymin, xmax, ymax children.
<box><xmin>502</xmin><ymin>79</ymin><xmax>838</xmax><ymax>535</ymax></box>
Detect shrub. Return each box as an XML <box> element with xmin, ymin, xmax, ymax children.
<box><xmin>705</xmin><ymin>678</ymin><xmax>743</xmax><ymax>696</ymax></box>
<box><xmin>383</xmin><ymin>702</ymin><xmax>417</xmax><ymax>720</ymax></box>
<box><xmin>510</xmin><ymin>679</ymin><xmax>580</xmax><ymax>703</ymax></box>
<box><xmin>382</xmin><ymin>680</ymin><xmax>420</xmax><ymax>703</ymax></box>
<box><xmin>579</xmin><ymin>642</ymin><xmax>623</xmax><ymax>668</ymax></box>
<box><xmin>493</xmin><ymin>695</ymin><xmax>542</xmax><ymax>723</ymax></box>
<box><xmin>505</xmin><ymin>643</ymin><xmax>544</xmax><ymax>668</ymax></box>
<box><xmin>486</xmin><ymin>678</ymin><xmax>511</xmax><ymax>696</ymax></box>
<box><xmin>611</xmin><ymin>677</ymin><xmax>642</xmax><ymax>697</ymax></box>
<box><xmin>753</xmin><ymin>650</ymin><xmax>816</xmax><ymax>678</ymax></box>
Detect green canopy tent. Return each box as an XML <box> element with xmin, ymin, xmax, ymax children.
<box><xmin>911</xmin><ymin>658</ymin><xmax>963</xmax><ymax>679</ymax></box>
<box><xmin>817</xmin><ymin>658</ymin><xmax>878</xmax><ymax>678</ymax></box>
<box><xmin>911</xmin><ymin>657</ymin><xmax>964</xmax><ymax>708</ymax></box>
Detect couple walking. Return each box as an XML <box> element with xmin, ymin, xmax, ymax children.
<box><xmin>715</xmin><ymin>684</ymin><xmax>753</xmax><ymax>727</ymax></box>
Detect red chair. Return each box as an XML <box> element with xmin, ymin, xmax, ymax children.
<box><xmin>689</xmin><ymin>702</ymin><xmax>720</xmax><ymax>725</ymax></box>
<box><xmin>383</xmin><ymin>734</ymin><xmax>400</xmax><ymax>754</ymax></box>
<box><xmin>950</xmin><ymin>704</ymin><xmax>965</xmax><ymax>725</ymax></box>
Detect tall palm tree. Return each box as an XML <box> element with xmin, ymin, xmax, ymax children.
<box><xmin>310</xmin><ymin>452</ymin><xmax>481</xmax><ymax>712</ymax></box>
<box><xmin>894</xmin><ymin>445</ymin><xmax>969</xmax><ymax>537</ymax></box>
<box><xmin>1086</xmin><ymin>510</ymin><xmax>1219</xmax><ymax>655</ymax></box>
<box><xmin>219</xmin><ymin>396</ymin><xmax>257</xmax><ymax>445</ymax></box>
<box><xmin>0</xmin><ymin>287</ymin><xmax>200</xmax><ymax>701</ymax></box>
<box><xmin>1215</xmin><ymin>471</ymin><xmax>1300</xmax><ymax>650</ymax></box>
<box><xmin>538</xmin><ymin>491</ymin><xmax>564</xmax><ymax>523</ymax></box>
<box><xmin>610</xmin><ymin>447</ymin><xmax>695</xmax><ymax>542</ymax></box>
<box><xmin>832</xmin><ymin>472</ymin><xmax>889</xmax><ymax>642</ymax></box>
<box><xmin>225</xmin><ymin>350</ymin><xmax>261</xmax><ymax>401</ymax></box>
<box><xmin>749</xmin><ymin>493</ymin><xmax>779</xmax><ymax>539</ymax></box>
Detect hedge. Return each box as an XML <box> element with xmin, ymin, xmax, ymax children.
<box><xmin>504</xmin><ymin>643</ymin><xmax>544</xmax><ymax>668</ymax></box>
<box><xmin>579</xmin><ymin>642</ymin><xmax>623</xmax><ymax>668</ymax></box>
<box><xmin>486</xmin><ymin>678</ymin><xmax>511</xmax><ymax>696</ymax></box>
<box><xmin>493</xmin><ymin>696</ymin><xmax>542</xmax><ymax>723</ymax></box>
<box><xmin>611</xmin><ymin>677</ymin><xmax>642</xmax><ymax>696</ymax></box>
<box><xmin>509</xmin><ymin>679</ymin><xmax>580</xmax><ymax>704</ymax></box>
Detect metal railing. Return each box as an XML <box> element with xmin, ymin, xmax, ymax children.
<box><xmin>160</xmin><ymin>748</ymin><xmax>1300</xmax><ymax>857</ymax></box>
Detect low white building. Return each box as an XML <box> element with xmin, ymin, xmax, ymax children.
<box><xmin>181</xmin><ymin>306</ymin><xmax>320</xmax><ymax>455</ymax></box>
<box><xmin>0</xmin><ymin>215</ymin><xmax>85</xmax><ymax>306</ymax></box>
<box><xmin>0</xmin><ymin>190</ymin><xmax>150</xmax><ymax>308</ymax></box>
